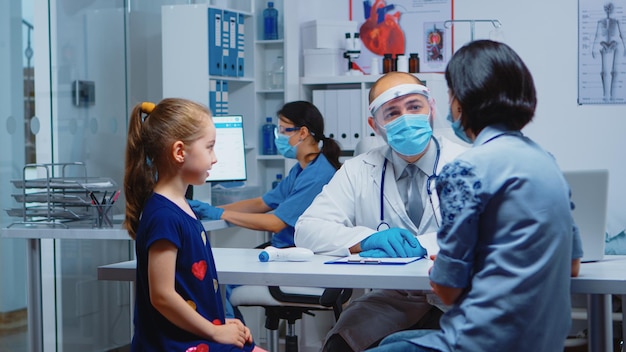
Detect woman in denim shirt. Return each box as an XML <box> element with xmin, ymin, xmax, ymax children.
<box><xmin>368</xmin><ymin>40</ymin><xmax>583</xmax><ymax>352</ymax></box>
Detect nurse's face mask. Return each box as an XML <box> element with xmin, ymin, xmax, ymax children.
<box><xmin>369</xmin><ymin>85</ymin><xmax>433</xmax><ymax>156</ymax></box>
<box><xmin>274</xmin><ymin>124</ymin><xmax>301</xmax><ymax>159</ymax></box>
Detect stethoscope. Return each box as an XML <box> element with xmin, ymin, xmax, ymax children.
<box><xmin>377</xmin><ymin>137</ymin><xmax>441</xmax><ymax>231</ymax></box>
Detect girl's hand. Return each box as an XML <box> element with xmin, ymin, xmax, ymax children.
<box><xmin>211</xmin><ymin>321</ymin><xmax>248</xmax><ymax>348</ymax></box>
<box><xmin>226</xmin><ymin>319</ymin><xmax>253</xmax><ymax>344</ymax></box>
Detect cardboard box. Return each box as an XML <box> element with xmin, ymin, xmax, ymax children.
<box><xmin>304</xmin><ymin>48</ymin><xmax>346</xmax><ymax>77</ymax></box>
<box><xmin>301</xmin><ymin>20</ymin><xmax>358</xmax><ymax>50</ymax></box>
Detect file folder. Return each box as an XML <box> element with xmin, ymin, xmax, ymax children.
<box><xmin>223</xmin><ymin>10</ymin><xmax>237</xmax><ymax>77</ymax></box>
<box><xmin>208</xmin><ymin>8</ymin><xmax>223</xmax><ymax>76</ymax></box>
<box><xmin>209</xmin><ymin>79</ymin><xmax>218</xmax><ymax>115</ymax></box>
<box><xmin>221</xmin><ymin>80</ymin><xmax>229</xmax><ymax>114</ymax></box>
<box><xmin>349</xmin><ymin>89</ymin><xmax>362</xmax><ymax>149</ymax></box>
<box><xmin>220</xmin><ymin>9</ymin><xmax>230</xmax><ymax>77</ymax></box>
<box><xmin>237</xmin><ymin>12</ymin><xmax>245</xmax><ymax>77</ymax></box>
<box><xmin>336</xmin><ymin>90</ymin><xmax>352</xmax><ymax>149</ymax></box>
<box><xmin>215</xmin><ymin>80</ymin><xmax>223</xmax><ymax>115</ymax></box>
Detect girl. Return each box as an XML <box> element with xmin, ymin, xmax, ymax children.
<box><xmin>123</xmin><ymin>98</ymin><xmax>263</xmax><ymax>351</ymax></box>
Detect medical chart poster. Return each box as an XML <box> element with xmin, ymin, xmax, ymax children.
<box><xmin>578</xmin><ymin>0</ymin><xmax>626</xmax><ymax>105</ymax></box>
<box><xmin>350</xmin><ymin>0</ymin><xmax>453</xmax><ymax>74</ymax></box>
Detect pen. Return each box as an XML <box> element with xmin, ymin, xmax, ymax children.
<box><xmin>101</xmin><ymin>191</ymin><xmax>108</xmax><ymax>205</ymax></box>
<box><xmin>109</xmin><ymin>190</ymin><xmax>121</xmax><ymax>204</ymax></box>
<box><xmin>89</xmin><ymin>192</ymin><xmax>100</xmax><ymax>206</ymax></box>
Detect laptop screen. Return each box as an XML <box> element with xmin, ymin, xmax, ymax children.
<box><xmin>206</xmin><ymin>115</ymin><xmax>247</xmax><ymax>182</ymax></box>
<box><xmin>563</xmin><ymin>169</ymin><xmax>609</xmax><ymax>262</ymax></box>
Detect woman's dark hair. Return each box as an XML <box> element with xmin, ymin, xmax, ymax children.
<box><xmin>445</xmin><ymin>40</ymin><xmax>537</xmax><ymax>135</ymax></box>
<box><xmin>277</xmin><ymin>101</ymin><xmax>342</xmax><ymax>170</ymax></box>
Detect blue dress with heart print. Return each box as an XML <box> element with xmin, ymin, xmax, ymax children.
<box><xmin>132</xmin><ymin>193</ymin><xmax>254</xmax><ymax>352</ymax></box>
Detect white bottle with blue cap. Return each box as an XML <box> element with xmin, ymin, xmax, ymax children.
<box><xmin>258</xmin><ymin>246</ymin><xmax>314</xmax><ymax>262</ymax></box>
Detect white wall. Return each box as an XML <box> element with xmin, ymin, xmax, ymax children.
<box><xmin>299</xmin><ymin>0</ymin><xmax>626</xmax><ymax>237</ymax></box>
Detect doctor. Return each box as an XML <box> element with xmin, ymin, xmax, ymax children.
<box><xmin>295</xmin><ymin>72</ymin><xmax>466</xmax><ymax>352</ymax></box>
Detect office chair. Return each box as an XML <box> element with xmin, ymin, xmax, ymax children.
<box><xmin>229</xmin><ymin>285</ymin><xmax>352</xmax><ymax>352</ymax></box>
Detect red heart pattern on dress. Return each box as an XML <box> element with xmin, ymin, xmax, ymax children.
<box><xmin>186</xmin><ymin>343</ymin><xmax>209</xmax><ymax>352</ymax></box>
<box><xmin>191</xmin><ymin>260</ymin><xmax>207</xmax><ymax>281</ymax></box>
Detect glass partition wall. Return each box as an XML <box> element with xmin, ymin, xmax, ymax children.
<box><xmin>2</xmin><ymin>1</ymin><xmax>229</xmax><ymax>350</ymax></box>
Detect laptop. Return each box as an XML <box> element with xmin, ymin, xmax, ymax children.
<box><xmin>562</xmin><ymin>169</ymin><xmax>609</xmax><ymax>262</ymax></box>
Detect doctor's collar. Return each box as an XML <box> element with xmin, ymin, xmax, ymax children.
<box><xmin>369</xmin><ymin>83</ymin><xmax>430</xmax><ymax>116</ymax></box>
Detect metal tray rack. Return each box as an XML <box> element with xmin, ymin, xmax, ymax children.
<box><xmin>6</xmin><ymin>162</ymin><xmax>118</xmax><ymax>227</ymax></box>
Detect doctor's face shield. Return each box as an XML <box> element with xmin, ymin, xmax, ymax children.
<box><xmin>369</xmin><ymin>84</ymin><xmax>433</xmax><ymax>126</ymax></box>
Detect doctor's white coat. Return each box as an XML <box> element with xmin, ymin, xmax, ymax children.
<box><xmin>295</xmin><ymin>136</ymin><xmax>467</xmax><ymax>257</ymax></box>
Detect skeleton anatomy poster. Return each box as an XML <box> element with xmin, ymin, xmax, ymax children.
<box><xmin>350</xmin><ymin>0</ymin><xmax>453</xmax><ymax>74</ymax></box>
<box><xmin>578</xmin><ymin>1</ymin><xmax>626</xmax><ymax>104</ymax></box>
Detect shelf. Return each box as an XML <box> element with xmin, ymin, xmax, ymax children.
<box><xmin>256</xmin><ymin>89</ymin><xmax>284</xmax><ymax>94</ymax></box>
<box><xmin>301</xmin><ymin>72</ymin><xmax>444</xmax><ymax>86</ymax></box>
<box><xmin>255</xmin><ymin>39</ymin><xmax>284</xmax><ymax>46</ymax></box>
<box><xmin>256</xmin><ymin>155</ymin><xmax>283</xmax><ymax>160</ymax></box>
<box><xmin>208</xmin><ymin>75</ymin><xmax>254</xmax><ymax>83</ymax></box>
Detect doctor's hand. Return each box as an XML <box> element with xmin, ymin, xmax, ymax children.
<box><xmin>360</xmin><ymin>228</ymin><xmax>426</xmax><ymax>258</ymax></box>
<box><xmin>188</xmin><ymin>199</ymin><xmax>224</xmax><ymax>220</ymax></box>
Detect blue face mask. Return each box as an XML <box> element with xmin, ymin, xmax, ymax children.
<box><xmin>446</xmin><ymin>109</ymin><xmax>473</xmax><ymax>144</ymax></box>
<box><xmin>381</xmin><ymin>114</ymin><xmax>432</xmax><ymax>156</ymax></box>
<box><xmin>274</xmin><ymin>133</ymin><xmax>298</xmax><ymax>159</ymax></box>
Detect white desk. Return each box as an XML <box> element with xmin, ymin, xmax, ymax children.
<box><xmin>0</xmin><ymin>220</ymin><xmax>229</xmax><ymax>352</ymax></box>
<box><xmin>98</xmin><ymin>249</ymin><xmax>626</xmax><ymax>352</ymax></box>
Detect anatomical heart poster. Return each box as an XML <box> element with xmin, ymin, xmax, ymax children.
<box><xmin>351</xmin><ymin>0</ymin><xmax>453</xmax><ymax>73</ymax></box>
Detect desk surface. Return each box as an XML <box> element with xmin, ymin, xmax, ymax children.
<box><xmin>99</xmin><ymin>248</ymin><xmax>434</xmax><ymax>290</ymax></box>
<box><xmin>98</xmin><ymin>248</ymin><xmax>626</xmax><ymax>294</ymax></box>
<box><xmin>0</xmin><ymin>220</ymin><xmax>229</xmax><ymax>240</ymax></box>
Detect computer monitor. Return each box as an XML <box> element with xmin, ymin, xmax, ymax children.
<box><xmin>206</xmin><ymin>115</ymin><xmax>247</xmax><ymax>182</ymax></box>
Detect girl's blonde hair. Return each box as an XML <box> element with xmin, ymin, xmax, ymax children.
<box><xmin>123</xmin><ymin>98</ymin><xmax>211</xmax><ymax>239</ymax></box>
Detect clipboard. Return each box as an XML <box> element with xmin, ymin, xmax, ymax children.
<box><xmin>325</xmin><ymin>254</ymin><xmax>424</xmax><ymax>265</ymax></box>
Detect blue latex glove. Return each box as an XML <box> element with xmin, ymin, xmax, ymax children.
<box><xmin>188</xmin><ymin>199</ymin><xmax>224</xmax><ymax>220</ymax></box>
<box><xmin>360</xmin><ymin>228</ymin><xmax>426</xmax><ymax>258</ymax></box>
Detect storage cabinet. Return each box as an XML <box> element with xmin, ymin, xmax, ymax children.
<box><xmin>162</xmin><ymin>1</ymin><xmax>299</xmax><ymax>195</ymax></box>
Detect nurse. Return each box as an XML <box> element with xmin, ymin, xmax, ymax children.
<box><xmin>190</xmin><ymin>100</ymin><xmax>341</xmax><ymax>248</ymax></box>
<box><xmin>295</xmin><ymin>72</ymin><xmax>467</xmax><ymax>352</ymax></box>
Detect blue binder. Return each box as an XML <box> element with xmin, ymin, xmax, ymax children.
<box><xmin>237</xmin><ymin>13</ymin><xmax>245</xmax><ymax>77</ymax></box>
<box><xmin>209</xmin><ymin>79</ymin><xmax>218</xmax><ymax>115</ymax></box>
<box><xmin>223</xmin><ymin>10</ymin><xmax>238</xmax><ymax>77</ymax></box>
<box><xmin>221</xmin><ymin>80</ymin><xmax>229</xmax><ymax>114</ymax></box>
<box><xmin>208</xmin><ymin>8</ymin><xmax>223</xmax><ymax>76</ymax></box>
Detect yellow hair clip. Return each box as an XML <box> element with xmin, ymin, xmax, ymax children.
<box><xmin>140</xmin><ymin>102</ymin><xmax>156</xmax><ymax>114</ymax></box>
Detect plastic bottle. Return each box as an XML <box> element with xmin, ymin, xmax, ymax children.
<box><xmin>261</xmin><ymin>117</ymin><xmax>277</xmax><ymax>155</ymax></box>
<box><xmin>382</xmin><ymin>53</ymin><xmax>393</xmax><ymax>73</ymax></box>
<box><xmin>396</xmin><ymin>54</ymin><xmax>408</xmax><ymax>72</ymax></box>
<box><xmin>409</xmin><ymin>53</ymin><xmax>420</xmax><ymax>73</ymax></box>
<box><xmin>258</xmin><ymin>246</ymin><xmax>314</xmax><ymax>262</ymax></box>
<box><xmin>263</xmin><ymin>2</ymin><xmax>278</xmax><ymax>40</ymax></box>
<box><xmin>271</xmin><ymin>56</ymin><xmax>284</xmax><ymax>89</ymax></box>
<box><xmin>272</xmin><ymin>173</ymin><xmax>283</xmax><ymax>189</ymax></box>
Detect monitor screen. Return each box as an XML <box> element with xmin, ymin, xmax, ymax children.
<box><xmin>206</xmin><ymin>115</ymin><xmax>247</xmax><ymax>182</ymax></box>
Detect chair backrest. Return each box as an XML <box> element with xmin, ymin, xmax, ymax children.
<box><xmin>269</xmin><ymin>286</ymin><xmax>352</xmax><ymax>320</ymax></box>
<box><xmin>354</xmin><ymin>134</ymin><xmax>385</xmax><ymax>156</ymax></box>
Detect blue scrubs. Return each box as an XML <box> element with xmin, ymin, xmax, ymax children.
<box><xmin>262</xmin><ymin>153</ymin><xmax>337</xmax><ymax>248</ymax></box>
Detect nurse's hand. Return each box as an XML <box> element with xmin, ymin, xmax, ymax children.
<box><xmin>188</xmin><ymin>199</ymin><xmax>224</xmax><ymax>220</ymax></box>
<box><xmin>360</xmin><ymin>228</ymin><xmax>426</xmax><ymax>258</ymax></box>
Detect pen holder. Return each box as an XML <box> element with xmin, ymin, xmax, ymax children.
<box><xmin>91</xmin><ymin>203</ymin><xmax>115</xmax><ymax>228</ymax></box>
